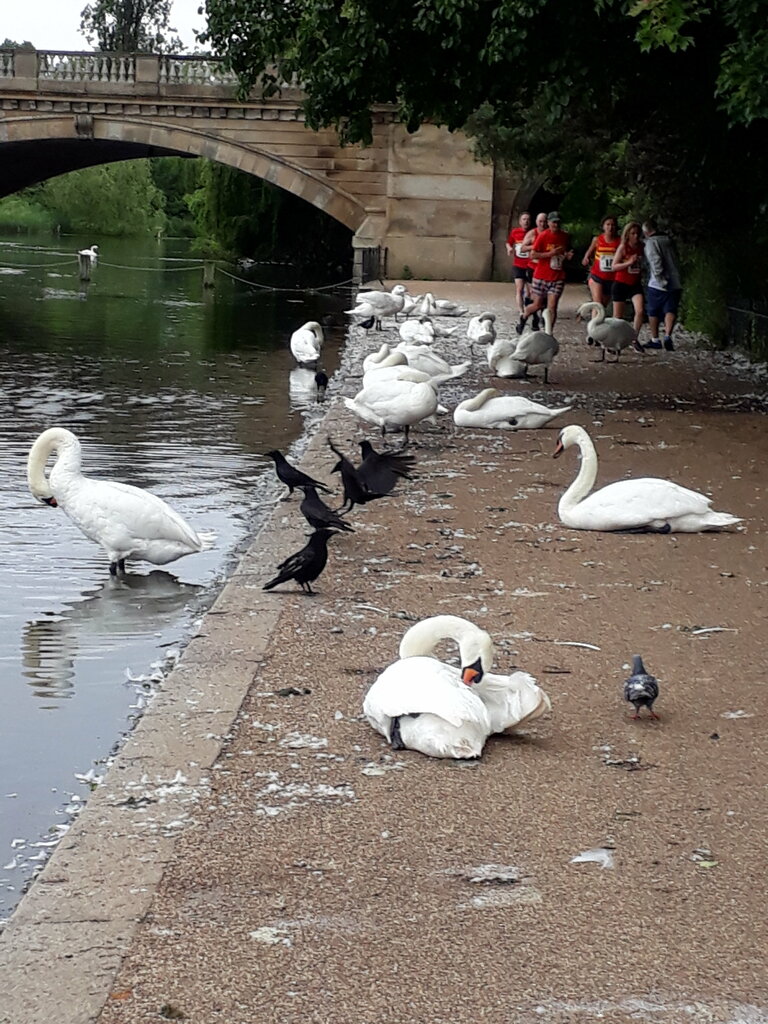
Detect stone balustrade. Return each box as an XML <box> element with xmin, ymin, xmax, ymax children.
<box><xmin>0</xmin><ymin>48</ymin><xmax>245</xmax><ymax>97</ymax></box>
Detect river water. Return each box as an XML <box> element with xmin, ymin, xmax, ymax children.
<box><xmin>0</xmin><ymin>233</ymin><xmax>349</xmax><ymax>919</ymax></box>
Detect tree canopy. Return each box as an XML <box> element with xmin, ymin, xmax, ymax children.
<box><xmin>200</xmin><ymin>0</ymin><xmax>768</xmax><ymax>249</ymax></box>
<box><xmin>79</xmin><ymin>0</ymin><xmax>182</xmax><ymax>52</ymax></box>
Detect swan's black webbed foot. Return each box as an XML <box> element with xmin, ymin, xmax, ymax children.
<box><xmin>109</xmin><ymin>561</ymin><xmax>118</xmax><ymax>576</ymax></box>
<box><xmin>117</xmin><ymin>558</ymin><xmax>126</xmax><ymax>573</ymax></box>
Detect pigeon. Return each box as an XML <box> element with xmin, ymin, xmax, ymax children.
<box><xmin>300</xmin><ymin>485</ymin><xmax>354</xmax><ymax>533</ymax></box>
<box><xmin>327</xmin><ymin>438</ymin><xmax>385</xmax><ymax>514</ymax></box>
<box><xmin>263</xmin><ymin>528</ymin><xmax>337</xmax><ymax>595</ymax></box>
<box><xmin>264</xmin><ymin>450</ymin><xmax>331</xmax><ymax>500</ymax></box>
<box><xmin>623</xmin><ymin>655</ymin><xmax>660</xmax><ymax>719</ymax></box>
<box><xmin>357</xmin><ymin>440</ymin><xmax>415</xmax><ymax>496</ymax></box>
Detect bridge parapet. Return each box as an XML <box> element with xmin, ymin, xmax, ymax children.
<box><xmin>0</xmin><ymin>48</ymin><xmax>285</xmax><ymax>100</ymax></box>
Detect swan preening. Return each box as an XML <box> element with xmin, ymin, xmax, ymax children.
<box><xmin>363</xmin><ymin>615</ymin><xmax>551</xmax><ymax>759</ymax></box>
<box><xmin>78</xmin><ymin>244</ymin><xmax>99</xmax><ymax>261</ymax></box>
<box><xmin>419</xmin><ymin>292</ymin><xmax>469</xmax><ymax>317</ymax></box>
<box><xmin>27</xmin><ymin>427</ymin><xmax>203</xmax><ymax>575</ymax></box>
<box><xmin>454</xmin><ymin>389</ymin><xmax>572</xmax><ymax>430</ymax></box>
<box><xmin>467</xmin><ymin>312</ymin><xmax>497</xmax><ymax>344</ymax></box>
<box><xmin>554</xmin><ymin>425</ymin><xmax>743</xmax><ymax>532</ymax></box>
<box><xmin>577</xmin><ymin>301</ymin><xmax>640</xmax><ymax>360</ymax></box>
<box><xmin>289</xmin><ymin>321</ymin><xmax>324</xmax><ymax>366</ymax></box>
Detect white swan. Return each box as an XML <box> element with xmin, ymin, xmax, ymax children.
<box><xmin>419</xmin><ymin>292</ymin><xmax>469</xmax><ymax>317</ymax></box>
<box><xmin>27</xmin><ymin>427</ymin><xmax>203</xmax><ymax>574</ymax></box>
<box><xmin>511</xmin><ymin>307</ymin><xmax>559</xmax><ymax>383</ymax></box>
<box><xmin>399</xmin><ymin>316</ymin><xmax>436</xmax><ymax>344</ymax></box>
<box><xmin>363</xmin><ymin>361</ymin><xmax>454</xmax><ymax>390</ymax></box>
<box><xmin>577</xmin><ymin>301</ymin><xmax>639</xmax><ymax>361</ymax></box>
<box><xmin>467</xmin><ymin>311</ymin><xmax>497</xmax><ymax>343</ymax></box>
<box><xmin>346</xmin><ymin>284</ymin><xmax>407</xmax><ymax>328</ymax></box>
<box><xmin>343</xmin><ymin>373</ymin><xmax>439</xmax><ymax>443</ymax></box>
<box><xmin>554</xmin><ymin>424</ymin><xmax>743</xmax><ymax>532</ymax></box>
<box><xmin>78</xmin><ymin>244</ymin><xmax>99</xmax><ymax>262</ymax></box>
<box><xmin>395</xmin><ymin>342</ymin><xmax>471</xmax><ymax>380</ymax></box>
<box><xmin>486</xmin><ymin>336</ymin><xmax>528</xmax><ymax>378</ymax></box>
<box><xmin>362</xmin><ymin>343</ymin><xmax>399</xmax><ymax>373</ymax></box>
<box><xmin>289</xmin><ymin>321</ymin><xmax>324</xmax><ymax>366</ymax></box>
<box><xmin>454</xmin><ymin>389</ymin><xmax>573</xmax><ymax>430</ymax></box>
<box><xmin>363</xmin><ymin>615</ymin><xmax>550</xmax><ymax>757</ymax></box>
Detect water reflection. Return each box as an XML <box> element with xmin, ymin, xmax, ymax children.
<box><xmin>289</xmin><ymin>367</ymin><xmax>321</xmax><ymax>410</ymax></box>
<box><xmin>21</xmin><ymin>571</ymin><xmax>201</xmax><ymax>700</ymax></box>
<box><xmin>0</xmin><ymin>231</ymin><xmax>350</xmax><ymax>919</ymax></box>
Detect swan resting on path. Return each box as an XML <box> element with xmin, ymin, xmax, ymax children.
<box><xmin>454</xmin><ymin>389</ymin><xmax>572</xmax><ymax>430</ymax></box>
<box><xmin>27</xmin><ymin>426</ymin><xmax>203</xmax><ymax>575</ymax></box>
<box><xmin>363</xmin><ymin>615</ymin><xmax>551</xmax><ymax>758</ymax></box>
<box><xmin>553</xmin><ymin>424</ymin><xmax>743</xmax><ymax>532</ymax></box>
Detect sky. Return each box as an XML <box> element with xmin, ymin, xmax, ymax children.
<box><xmin>3</xmin><ymin>0</ymin><xmax>206</xmax><ymax>51</ymax></box>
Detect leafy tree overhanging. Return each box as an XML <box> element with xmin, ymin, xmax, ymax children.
<box><xmin>200</xmin><ymin>0</ymin><xmax>768</xmax><ymax>250</ymax></box>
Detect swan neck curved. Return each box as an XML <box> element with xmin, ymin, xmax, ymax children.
<box><xmin>463</xmin><ymin>389</ymin><xmax>497</xmax><ymax>412</ymax></box>
<box><xmin>399</xmin><ymin>615</ymin><xmax>494</xmax><ymax>670</ymax></box>
<box><xmin>559</xmin><ymin>431</ymin><xmax>598</xmax><ymax>513</ymax></box>
<box><xmin>27</xmin><ymin>428</ymin><xmax>81</xmax><ymax>500</ymax></box>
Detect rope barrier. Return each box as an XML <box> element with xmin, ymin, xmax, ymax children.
<box><xmin>0</xmin><ymin>257</ymin><xmax>77</xmax><ymax>269</ymax></box>
<box><xmin>0</xmin><ymin>254</ymin><xmax>356</xmax><ymax>290</ymax></box>
<box><xmin>216</xmin><ymin>265</ymin><xmax>355</xmax><ymax>293</ymax></box>
<box><xmin>96</xmin><ymin>259</ymin><xmax>202</xmax><ymax>272</ymax></box>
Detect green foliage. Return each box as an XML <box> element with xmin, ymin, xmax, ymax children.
<box><xmin>185</xmin><ymin>162</ymin><xmax>352</xmax><ymax>277</ymax></box>
<box><xmin>149</xmin><ymin>157</ymin><xmax>201</xmax><ymax>235</ymax></box>
<box><xmin>0</xmin><ymin>195</ymin><xmax>56</xmax><ymax>232</ymax></box>
<box><xmin>79</xmin><ymin>0</ymin><xmax>182</xmax><ymax>52</ymax></box>
<box><xmin>678</xmin><ymin>248</ymin><xmax>730</xmax><ymax>345</ymax></box>
<box><xmin>38</xmin><ymin>162</ymin><xmax>166</xmax><ymax>235</ymax></box>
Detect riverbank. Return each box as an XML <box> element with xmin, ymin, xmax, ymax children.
<box><xmin>2</xmin><ymin>284</ymin><xmax>767</xmax><ymax>1024</ymax></box>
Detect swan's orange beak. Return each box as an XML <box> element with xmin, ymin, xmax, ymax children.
<box><xmin>462</xmin><ymin>667</ymin><xmax>481</xmax><ymax>686</ymax></box>
<box><xmin>42</xmin><ymin>496</ymin><xmax>58</xmax><ymax>507</ymax></box>
<box><xmin>553</xmin><ymin>439</ymin><xmax>564</xmax><ymax>459</ymax></box>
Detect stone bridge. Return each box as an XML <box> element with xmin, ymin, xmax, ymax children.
<box><xmin>0</xmin><ymin>48</ymin><xmax>534</xmax><ymax>280</ymax></box>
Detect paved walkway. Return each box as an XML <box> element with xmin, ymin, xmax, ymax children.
<box><xmin>2</xmin><ymin>285</ymin><xmax>766</xmax><ymax>1024</ymax></box>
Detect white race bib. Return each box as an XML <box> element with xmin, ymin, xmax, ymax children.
<box><xmin>550</xmin><ymin>255</ymin><xmax>563</xmax><ymax>271</ymax></box>
<box><xmin>629</xmin><ymin>262</ymin><xmax>640</xmax><ymax>275</ymax></box>
<box><xmin>514</xmin><ymin>243</ymin><xmax>525</xmax><ymax>258</ymax></box>
<box><xmin>599</xmin><ymin>254</ymin><xmax>614</xmax><ymax>273</ymax></box>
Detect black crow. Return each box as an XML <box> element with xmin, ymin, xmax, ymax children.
<box><xmin>300</xmin><ymin>485</ymin><xmax>354</xmax><ymax>533</ymax></box>
<box><xmin>327</xmin><ymin>437</ymin><xmax>385</xmax><ymax>514</ymax></box>
<box><xmin>263</xmin><ymin>528</ymin><xmax>336</xmax><ymax>595</ymax></box>
<box><xmin>264</xmin><ymin>449</ymin><xmax>331</xmax><ymax>500</ymax></box>
<box><xmin>357</xmin><ymin>440</ymin><xmax>416</xmax><ymax>495</ymax></box>
<box><xmin>315</xmin><ymin>370</ymin><xmax>329</xmax><ymax>401</ymax></box>
<box><xmin>623</xmin><ymin>655</ymin><xmax>660</xmax><ymax>720</ymax></box>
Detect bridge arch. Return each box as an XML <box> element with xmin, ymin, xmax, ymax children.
<box><xmin>0</xmin><ymin>116</ymin><xmax>367</xmax><ymax>231</ymax></box>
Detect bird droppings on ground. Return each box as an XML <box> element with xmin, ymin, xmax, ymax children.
<box><xmin>570</xmin><ymin>847</ymin><xmax>616</xmax><ymax>870</ymax></box>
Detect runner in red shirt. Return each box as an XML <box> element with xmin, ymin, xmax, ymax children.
<box><xmin>505</xmin><ymin>211</ymin><xmax>532</xmax><ymax>322</ymax></box>
<box><xmin>582</xmin><ymin>216</ymin><xmax>620</xmax><ymax>309</ymax></box>
<box><xmin>519</xmin><ymin>211</ymin><xmax>574</xmax><ymax>333</ymax></box>
<box><xmin>611</xmin><ymin>220</ymin><xmax>645</xmax><ymax>346</ymax></box>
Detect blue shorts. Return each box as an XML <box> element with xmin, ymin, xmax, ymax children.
<box><xmin>647</xmin><ymin>286</ymin><xmax>682</xmax><ymax>318</ymax></box>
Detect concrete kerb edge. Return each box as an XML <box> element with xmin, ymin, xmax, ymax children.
<box><xmin>0</xmin><ymin>401</ymin><xmax>354</xmax><ymax>1024</ymax></box>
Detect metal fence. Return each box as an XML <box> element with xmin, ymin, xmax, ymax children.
<box><xmin>727</xmin><ymin>299</ymin><xmax>768</xmax><ymax>358</ymax></box>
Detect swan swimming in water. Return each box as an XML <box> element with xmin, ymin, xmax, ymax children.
<box><xmin>453</xmin><ymin>389</ymin><xmax>573</xmax><ymax>430</ymax></box>
<box><xmin>363</xmin><ymin>615</ymin><xmax>550</xmax><ymax>758</ymax></box>
<box><xmin>553</xmin><ymin>424</ymin><xmax>743</xmax><ymax>532</ymax></box>
<box><xmin>289</xmin><ymin>321</ymin><xmax>324</xmax><ymax>366</ymax></box>
<box><xmin>27</xmin><ymin>427</ymin><xmax>203</xmax><ymax>575</ymax></box>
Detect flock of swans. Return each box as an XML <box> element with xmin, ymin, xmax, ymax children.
<box><xmin>22</xmin><ymin>280</ymin><xmax>742</xmax><ymax>760</ymax></box>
